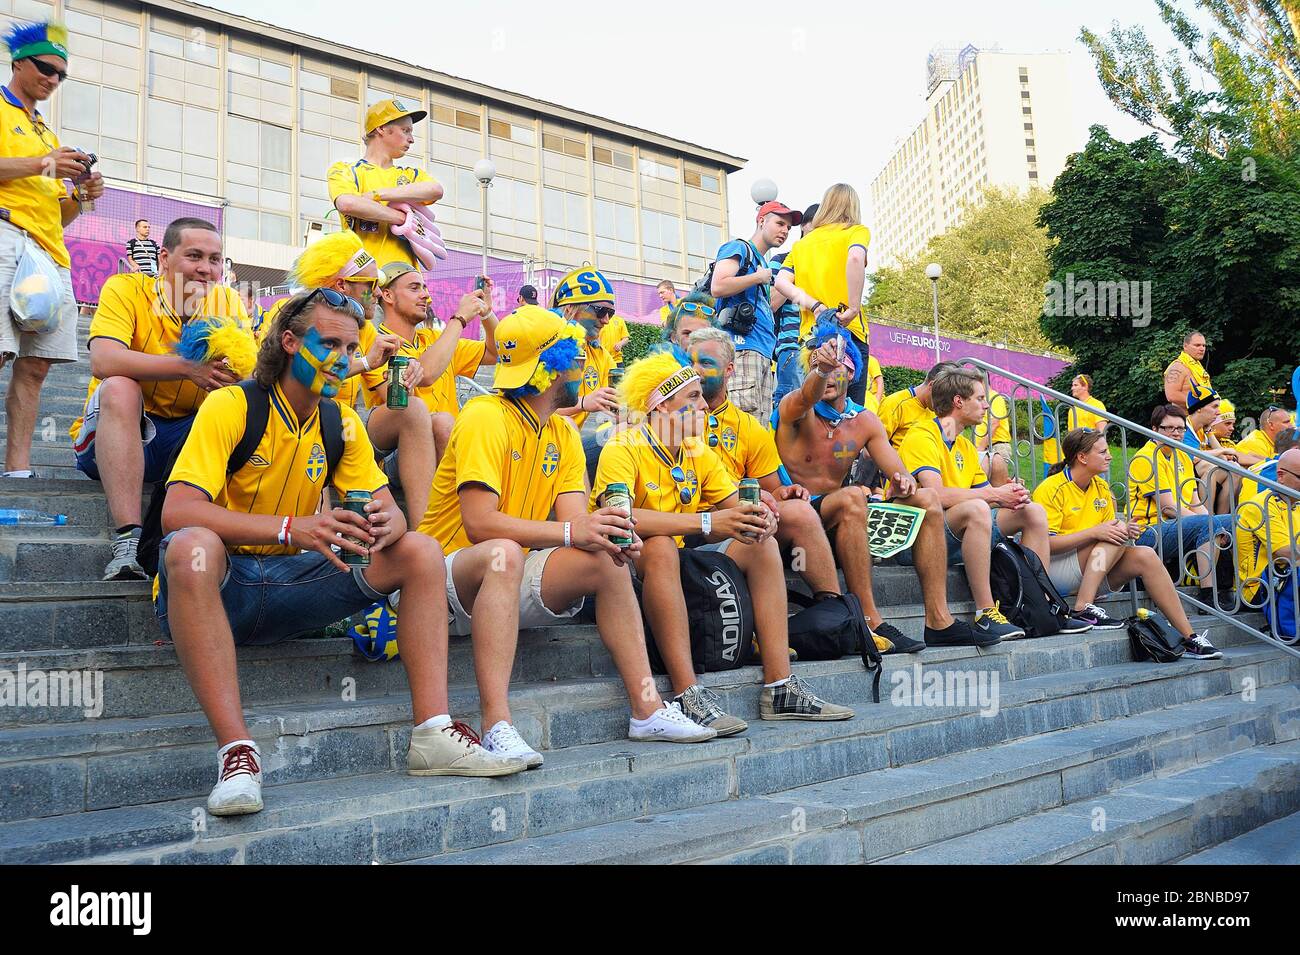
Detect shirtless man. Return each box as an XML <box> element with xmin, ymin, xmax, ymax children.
<box><xmin>773</xmin><ymin>326</ymin><xmax>981</xmax><ymax>649</ymax></box>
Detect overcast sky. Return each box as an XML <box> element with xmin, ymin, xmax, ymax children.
<box><xmin>204</xmin><ymin>0</ymin><xmax>1183</xmax><ymax>239</ymax></box>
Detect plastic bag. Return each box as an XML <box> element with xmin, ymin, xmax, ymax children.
<box><xmin>9</xmin><ymin>232</ymin><xmax>65</xmax><ymax>334</ymax></box>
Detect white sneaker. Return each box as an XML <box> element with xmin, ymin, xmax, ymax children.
<box><xmin>628</xmin><ymin>702</ymin><xmax>717</xmax><ymax>743</ymax></box>
<box><xmin>207</xmin><ymin>741</ymin><xmax>263</xmax><ymax>816</ymax></box>
<box><xmin>104</xmin><ymin>529</ymin><xmax>147</xmax><ymax>581</ymax></box>
<box><xmin>481</xmin><ymin>720</ymin><xmax>544</xmax><ymax>769</ymax></box>
<box><xmin>407</xmin><ymin>720</ymin><xmax>528</xmax><ymax>777</ymax></box>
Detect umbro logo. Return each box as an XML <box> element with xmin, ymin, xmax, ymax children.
<box><xmin>511</xmin><ymin>450</ymin><xmax>522</xmax><ymax>461</ymax></box>
<box><xmin>247</xmin><ymin>454</ymin><xmax>270</xmax><ymax>468</ymax></box>
<box><xmin>646</xmin><ymin>482</ymin><xmax>659</xmax><ymax>491</ymax></box>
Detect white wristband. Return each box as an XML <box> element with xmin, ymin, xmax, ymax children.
<box><xmin>563</xmin><ymin>521</ymin><xmax>572</xmax><ymax>548</ymax></box>
<box><xmin>700</xmin><ymin>512</ymin><xmax>712</xmax><ymax>536</ymax></box>
<box><xmin>360</xmin><ymin>355</ymin><xmax>371</xmax><ymax>371</ymax></box>
<box><xmin>278</xmin><ymin>516</ymin><xmax>290</xmax><ymax>546</ymax></box>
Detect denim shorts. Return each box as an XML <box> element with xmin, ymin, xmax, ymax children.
<box><xmin>154</xmin><ymin>530</ymin><xmax>390</xmax><ymax>646</ymax></box>
<box><xmin>1136</xmin><ymin>514</ymin><xmax>1233</xmax><ymax>559</ymax></box>
<box><xmin>895</xmin><ymin>508</ymin><xmax>1008</xmax><ymax>566</ymax></box>
<box><xmin>74</xmin><ymin>385</ymin><xmax>193</xmax><ymax>483</ymax></box>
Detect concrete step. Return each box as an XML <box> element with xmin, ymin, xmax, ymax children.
<box><xmin>0</xmin><ymin>529</ymin><xmax>116</xmax><ymax>582</ymax></box>
<box><xmin>8</xmin><ymin>678</ymin><xmax>1297</xmax><ymax>864</ymax></box>
<box><xmin>0</xmin><ymin>633</ymin><xmax>1288</xmax><ymax>824</ymax></box>
<box><xmin>1178</xmin><ymin>809</ymin><xmax>1300</xmax><ymax>864</ymax></box>
<box><xmin>877</xmin><ymin>739</ymin><xmax>1300</xmax><ymax>864</ymax></box>
<box><xmin>0</xmin><ymin>480</ymin><xmax>149</xmax><ymax>528</ymax></box>
<box><xmin>0</xmin><ymin>581</ymin><xmax>156</xmax><ymax>651</ymax></box>
<box><xmin>400</xmin><ymin>689</ymin><xmax>1300</xmax><ymax>865</ymax></box>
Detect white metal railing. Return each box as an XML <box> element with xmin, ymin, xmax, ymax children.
<box><xmin>959</xmin><ymin>357</ymin><xmax>1300</xmax><ymax>659</ymax></box>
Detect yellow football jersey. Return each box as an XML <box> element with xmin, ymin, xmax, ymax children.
<box><xmin>1235</xmin><ymin>429</ymin><xmax>1275</xmax><ymax>460</ymax></box>
<box><xmin>0</xmin><ymin>90</ymin><xmax>70</xmax><ymax>267</ymax></box>
<box><xmin>73</xmin><ymin>275</ymin><xmax>249</xmax><ymax>439</ymax></box>
<box><xmin>362</xmin><ymin>321</ymin><xmax>484</xmax><ymax>416</ymax></box>
<box><xmin>1127</xmin><ymin>440</ymin><xmax>1200</xmax><ymax>528</ymax></box>
<box><xmin>418</xmin><ymin>393</ymin><xmax>586</xmax><ymax>555</ymax></box>
<box><xmin>599</xmin><ymin>314</ymin><xmax>630</xmax><ymax>364</ymax></box>
<box><xmin>1236</xmin><ymin>490</ymin><xmax>1300</xmax><ymax>602</ymax></box>
<box><xmin>1032</xmin><ymin>468</ymin><xmax>1116</xmax><ymax>536</ymax></box>
<box><xmin>899</xmin><ymin>416</ymin><xmax>989</xmax><ymax>490</ymax></box>
<box><xmin>1067</xmin><ymin>396</ymin><xmax>1108</xmax><ymax>432</ymax></box>
<box><xmin>706</xmin><ymin>398</ymin><xmax>783</xmax><ymax>484</ymax></box>
<box><xmin>973</xmin><ymin>390</ymin><xmax>1013</xmax><ymax>446</ymax></box>
<box><xmin>592</xmin><ymin>425</ymin><xmax>736</xmax><ymax>546</ymax></box>
<box><xmin>327</xmin><ymin>159</ymin><xmax>435</xmax><ymax>268</ymax></box>
<box><xmin>571</xmin><ymin>339</ymin><xmax>614</xmax><ymax>430</ymax></box>
<box><xmin>779</xmin><ymin>223</ymin><xmax>872</xmax><ymax>343</ymax></box>
<box><xmin>877</xmin><ymin>386</ymin><xmax>929</xmax><ymax>450</ymax></box>
<box><xmin>166</xmin><ymin>381</ymin><xmax>386</xmax><ymax>556</ymax></box>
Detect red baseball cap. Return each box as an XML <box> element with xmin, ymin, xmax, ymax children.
<box><xmin>756</xmin><ymin>201</ymin><xmax>802</xmax><ymax>225</ymax></box>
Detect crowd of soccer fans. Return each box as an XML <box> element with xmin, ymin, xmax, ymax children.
<box><xmin>1</xmin><ymin>19</ymin><xmax>1297</xmax><ymax>818</ymax></box>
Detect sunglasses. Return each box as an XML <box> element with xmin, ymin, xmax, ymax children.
<box><xmin>580</xmin><ymin>304</ymin><xmax>615</xmax><ymax>320</ymax></box>
<box><xmin>706</xmin><ymin>414</ymin><xmax>719</xmax><ymax>448</ymax></box>
<box><xmin>676</xmin><ymin>301</ymin><xmax>716</xmax><ymax>318</ymax></box>
<box><xmin>28</xmin><ymin>58</ymin><xmax>67</xmax><ymax>82</ymax></box>
<box><xmin>291</xmin><ymin>286</ymin><xmax>364</xmax><ymax>321</ymax></box>
<box><xmin>669</xmin><ymin>465</ymin><xmax>695</xmax><ymax>505</ymax></box>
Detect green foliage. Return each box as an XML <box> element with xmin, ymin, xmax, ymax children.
<box><xmin>1039</xmin><ymin>126</ymin><xmax>1300</xmax><ymax>424</ymax></box>
<box><xmin>621</xmin><ymin>321</ymin><xmax>664</xmax><ymax>365</ymax></box>
<box><xmin>881</xmin><ymin>365</ymin><xmax>925</xmax><ymax>395</ymax></box>
<box><xmin>868</xmin><ymin>187</ymin><xmax>1057</xmax><ymax>352</ymax></box>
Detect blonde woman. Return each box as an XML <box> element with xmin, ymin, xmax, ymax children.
<box><xmin>1067</xmin><ymin>374</ymin><xmax>1108</xmax><ymax>434</ymax></box>
<box><xmin>775</xmin><ymin>183</ymin><xmax>873</xmax><ymax>405</ymax></box>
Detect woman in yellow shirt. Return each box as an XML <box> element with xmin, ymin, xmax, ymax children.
<box><xmin>1067</xmin><ymin>374</ymin><xmax>1108</xmax><ymax>433</ymax></box>
<box><xmin>1033</xmin><ymin>428</ymin><xmax>1219</xmax><ymax>657</ymax></box>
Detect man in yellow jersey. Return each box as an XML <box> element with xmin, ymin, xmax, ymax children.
<box><xmin>899</xmin><ymin>369</ymin><xmax>1071</xmax><ymax>643</ymax></box>
<box><xmin>877</xmin><ymin>361</ymin><xmax>959</xmax><ymax>449</ymax></box>
<box><xmin>1163</xmin><ymin>329</ymin><xmax>1215</xmax><ymax>413</ymax></box>
<box><xmin>419</xmin><ymin>306</ymin><xmax>715</xmax><ymax>762</ymax></box>
<box><xmin>0</xmin><ymin>20</ymin><xmax>103</xmax><ymax>478</ymax></box>
<box><xmin>260</xmin><ymin>231</ymin><xmax>402</xmax><ymax>411</ymax></box>
<box><xmin>655</xmin><ymin>279</ymin><xmax>678</xmax><ymax>325</ymax></box>
<box><xmin>1240</xmin><ymin>429</ymin><xmax>1300</xmax><ymax>501</ymax></box>
<box><xmin>1236</xmin><ymin>448</ymin><xmax>1300</xmax><ymax>618</ymax></box>
<box><xmin>1236</xmin><ymin>405</ymin><xmax>1294</xmax><ymax>467</ymax></box>
<box><xmin>72</xmin><ymin>218</ymin><xmax>248</xmax><ymax>581</ymax></box>
<box><xmin>553</xmin><ymin>266</ymin><xmax>620</xmax><ymax>431</ymax></box>
<box><xmin>328</xmin><ymin>98</ymin><xmax>442</xmax><ymax>269</ymax></box>
<box><xmin>363</xmin><ymin>262</ymin><xmax>493</xmax><ymax>525</ymax></box>
<box><xmin>599</xmin><ymin>311</ymin><xmax>630</xmax><ymax>367</ymax></box>
<box><xmin>595</xmin><ymin>350</ymin><xmax>854</xmax><ymax>736</ymax></box>
<box><xmin>774</xmin><ymin>326</ymin><xmax>967</xmax><ymax>651</ymax></box>
<box><xmin>158</xmin><ymin>289</ymin><xmax>523</xmax><ymax>817</ymax></box>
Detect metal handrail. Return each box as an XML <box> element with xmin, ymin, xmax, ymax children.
<box><xmin>958</xmin><ymin>357</ymin><xmax>1300</xmax><ymax>660</ymax></box>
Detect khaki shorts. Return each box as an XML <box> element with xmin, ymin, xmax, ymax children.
<box><xmin>729</xmin><ymin>349</ymin><xmax>775</xmax><ymax>422</ymax></box>
<box><xmin>0</xmin><ymin>219</ymin><xmax>79</xmax><ymax>362</ymax></box>
<box><xmin>444</xmin><ymin>545</ymin><xmax>584</xmax><ymax>636</ymax></box>
<box><xmin>1047</xmin><ymin>550</ymin><xmax>1114</xmax><ymax>599</ymax></box>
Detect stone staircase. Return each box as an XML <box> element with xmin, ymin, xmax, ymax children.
<box><xmin>0</xmin><ymin>314</ymin><xmax>1297</xmax><ymax>864</ymax></box>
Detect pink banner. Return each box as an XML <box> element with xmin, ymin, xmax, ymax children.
<box><xmin>868</xmin><ymin>319</ymin><xmax>1070</xmax><ymax>390</ymax></box>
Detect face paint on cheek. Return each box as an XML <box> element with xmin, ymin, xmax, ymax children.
<box><xmin>291</xmin><ymin>326</ymin><xmax>349</xmax><ymax>397</ymax></box>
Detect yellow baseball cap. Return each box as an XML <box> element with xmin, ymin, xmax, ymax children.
<box><xmin>364</xmin><ymin>97</ymin><xmax>427</xmax><ymax>136</ymax></box>
<box><xmin>493</xmin><ymin>305</ymin><xmax>569</xmax><ymax>390</ymax></box>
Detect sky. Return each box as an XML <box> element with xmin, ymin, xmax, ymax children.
<box><xmin>203</xmin><ymin>0</ymin><xmax>1185</xmax><ymax>240</ymax></box>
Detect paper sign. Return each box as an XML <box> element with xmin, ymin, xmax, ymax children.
<box><xmin>868</xmin><ymin>502</ymin><xmax>926</xmax><ymax>559</ymax></box>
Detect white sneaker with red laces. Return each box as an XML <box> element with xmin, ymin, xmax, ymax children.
<box><xmin>207</xmin><ymin>740</ymin><xmax>264</xmax><ymax>816</ymax></box>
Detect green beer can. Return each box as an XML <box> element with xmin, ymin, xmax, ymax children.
<box><xmin>602</xmin><ymin>482</ymin><xmax>634</xmax><ymax>547</ymax></box>
<box><xmin>738</xmin><ymin>478</ymin><xmax>761</xmax><ymax>505</ymax></box>
<box><xmin>387</xmin><ymin>355</ymin><xmax>410</xmax><ymax>409</ymax></box>
<box><xmin>340</xmin><ymin>490</ymin><xmax>372</xmax><ymax>566</ymax></box>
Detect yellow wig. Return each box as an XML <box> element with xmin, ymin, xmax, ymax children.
<box><xmin>288</xmin><ymin>231</ymin><xmax>366</xmax><ymax>288</ymax></box>
<box><xmin>620</xmin><ymin>350</ymin><xmax>691</xmax><ymax>414</ymax></box>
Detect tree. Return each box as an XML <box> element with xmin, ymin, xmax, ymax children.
<box><xmin>1038</xmin><ymin>125</ymin><xmax>1300</xmax><ymax>423</ymax></box>
<box><xmin>1081</xmin><ymin>0</ymin><xmax>1300</xmax><ymax>158</ymax></box>
<box><xmin>868</xmin><ymin>186</ymin><xmax>1057</xmax><ymax>352</ymax></box>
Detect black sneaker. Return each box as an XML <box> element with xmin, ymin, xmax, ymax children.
<box><xmin>924</xmin><ymin>619</ymin><xmax>999</xmax><ymax>649</ymax></box>
<box><xmin>1055</xmin><ymin>613</ymin><xmax>1095</xmax><ymax>634</ymax></box>
<box><xmin>1182</xmin><ymin>631</ymin><xmax>1223</xmax><ymax>660</ymax></box>
<box><xmin>1073</xmin><ymin>603</ymin><xmax>1124</xmax><ymax>631</ymax></box>
<box><xmin>973</xmin><ymin>604</ymin><xmax>1026</xmax><ymax>641</ymax></box>
<box><xmin>872</xmin><ymin>621</ymin><xmax>926</xmax><ymax>654</ymax></box>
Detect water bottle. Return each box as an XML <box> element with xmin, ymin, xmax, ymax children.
<box><xmin>0</xmin><ymin>509</ymin><xmax>68</xmax><ymax>526</ymax></box>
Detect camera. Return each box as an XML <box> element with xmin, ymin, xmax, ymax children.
<box><xmin>718</xmin><ymin>299</ymin><xmax>757</xmax><ymax>335</ymax></box>
<box><xmin>74</xmin><ymin>150</ymin><xmax>99</xmax><ymax>211</ymax></box>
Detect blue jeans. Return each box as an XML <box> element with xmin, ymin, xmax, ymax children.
<box><xmin>773</xmin><ymin>349</ymin><xmax>802</xmax><ymax>409</ymax></box>
<box><xmin>154</xmin><ymin>531</ymin><xmax>389</xmax><ymax>646</ymax></box>
<box><xmin>1136</xmin><ymin>514</ymin><xmax>1234</xmax><ymax>563</ymax></box>
<box><xmin>75</xmin><ymin>410</ymin><xmax>193</xmax><ymax>483</ymax></box>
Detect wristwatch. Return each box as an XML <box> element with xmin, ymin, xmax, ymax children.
<box><xmin>700</xmin><ymin>512</ymin><xmax>712</xmax><ymax>536</ymax></box>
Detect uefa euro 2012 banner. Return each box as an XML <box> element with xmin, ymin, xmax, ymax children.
<box><xmin>62</xmin><ymin>186</ymin><xmax>225</xmax><ymax>305</ymax></box>
<box><xmin>869</xmin><ymin>319</ymin><xmax>1070</xmax><ymax>392</ymax></box>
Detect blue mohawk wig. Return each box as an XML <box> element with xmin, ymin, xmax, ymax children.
<box><xmin>805</xmin><ymin>320</ymin><xmax>864</xmax><ymax>385</ymax></box>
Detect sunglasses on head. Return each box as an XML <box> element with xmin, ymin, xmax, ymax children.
<box><xmin>292</xmin><ymin>287</ymin><xmax>364</xmax><ymax>321</ymax></box>
<box><xmin>669</xmin><ymin>465</ymin><xmax>695</xmax><ymax>505</ymax></box>
<box><xmin>676</xmin><ymin>301</ymin><xmax>716</xmax><ymax>318</ymax></box>
<box><xmin>27</xmin><ymin>58</ymin><xmax>68</xmax><ymax>82</ymax></box>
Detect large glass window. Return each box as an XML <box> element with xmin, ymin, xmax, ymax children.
<box><xmin>594</xmin><ymin>198</ymin><xmax>636</xmax><ymax>259</ymax></box>
<box><xmin>543</xmin><ymin>187</ymin><xmax>589</xmax><ymax>249</ymax></box>
<box><xmin>641</xmin><ymin>209</ymin><xmax>681</xmax><ymax>266</ymax></box>
<box><xmin>487</xmin><ymin>176</ymin><xmax>536</xmax><ymax>241</ymax></box>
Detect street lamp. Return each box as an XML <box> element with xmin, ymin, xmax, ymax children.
<box><xmin>474</xmin><ymin>158</ymin><xmax>496</xmax><ymax>280</ymax></box>
<box><xmin>750</xmin><ymin>178</ymin><xmax>778</xmax><ymax>206</ymax></box>
<box><xmin>925</xmin><ymin>262</ymin><xmax>942</xmax><ymax>365</ymax></box>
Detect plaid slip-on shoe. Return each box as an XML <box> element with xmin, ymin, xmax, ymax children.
<box><xmin>759</xmin><ymin>673</ymin><xmax>854</xmax><ymax>721</ymax></box>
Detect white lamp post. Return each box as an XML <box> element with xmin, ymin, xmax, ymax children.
<box><xmin>750</xmin><ymin>178</ymin><xmax>778</xmax><ymax>206</ymax></box>
<box><xmin>925</xmin><ymin>262</ymin><xmax>942</xmax><ymax>365</ymax></box>
<box><xmin>473</xmin><ymin>158</ymin><xmax>497</xmax><ymax>279</ymax></box>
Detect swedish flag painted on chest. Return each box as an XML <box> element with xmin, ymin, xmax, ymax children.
<box><xmin>306</xmin><ymin>443</ymin><xmax>327</xmax><ymax>482</ymax></box>
<box><xmin>541</xmin><ymin>442</ymin><xmax>560</xmax><ymax>477</ymax></box>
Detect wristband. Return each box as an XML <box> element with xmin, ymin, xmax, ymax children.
<box><xmin>814</xmin><ymin>365</ymin><xmax>834</xmax><ymax>379</ymax></box>
<box><xmin>563</xmin><ymin>521</ymin><xmax>572</xmax><ymax>548</ymax></box>
<box><xmin>448</xmin><ymin>315</ymin><xmax>468</xmax><ymax>328</ymax></box>
<box><xmin>359</xmin><ymin>355</ymin><xmax>371</xmax><ymax>371</ymax></box>
<box><xmin>700</xmin><ymin>512</ymin><xmax>712</xmax><ymax>536</ymax></box>
<box><xmin>278</xmin><ymin>516</ymin><xmax>291</xmax><ymax>546</ymax></box>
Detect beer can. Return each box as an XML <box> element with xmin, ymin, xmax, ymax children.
<box><xmin>387</xmin><ymin>355</ymin><xmax>410</xmax><ymax>409</ymax></box>
<box><xmin>608</xmin><ymin>366</ymin><xmax>625</xmax><ymax>389</ymax></box>
<box><xmin>739</xmin><ymin>478</ymin><xmax>761</xmax><ymax>506</ymax></box>
<box><xmin>602</xmin><ymin>482</ymin><xmax>634</xmax><ymax>547</ymax></box>
<box><xmin>340</xmin><ymin>490</ymin><xmax>372</xmax><ymax>566</ymax></box>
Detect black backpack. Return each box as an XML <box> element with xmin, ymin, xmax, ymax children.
<box><xmin>786</xmin><ymin>591</ymin><xmax>883</xmax><ymax>703</ymax></box>
<box><xmin>988</xmin><ymin>539</ymin><xmax>1072</xmax><ymax>639</ymax></box>
<box><xmin>637</xmin><ymin>548</ymin><xmax>754</xmax><ymax>674</ymax></box>
<box><xmin>138</xmin><ymin>381</ymin><xmax>345</xmax><ymax>575</ymax></box>
<box><xmin>1126</xmin><ymin>610</ymin><xmax>1186</xmax><ymax>662</ymax></box>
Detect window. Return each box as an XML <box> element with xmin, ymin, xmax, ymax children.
<box><xmin>146</xmin><ymin>99</ymin><xmax>218</xmax><ymax>194</ymax></box>
<box><xmin>684</xmin><ymin>167</ymin><xmax>721</xmax><ymax>193</ymax></box>
<box><xmin>490</xmin><ymin>117</ymin><xmax>536</xmax><ymax>146</ymax></box>
<box><xmin>488</xmin><ymin>176</ymin><xmax>537</xmax><ymax>240</ymax></box>
<box><xmin>641</xmin><ymin>209</ymin><xmax>681</xmax><ymax>266</ymax></box>
<box><xmin>1022</xmin><ymin>106</ymin><xmax>1032</xmax><ymax>115</ymax></box>
<box><xmin>639</xmin><ymin>156</ymin><xmax>679</xmax><ymax>183</ymax></box>
<box><xmin>456</xmin><ymin>110</ymin><xmax>482</xmax><ymax>131</ymax></box>
<box><xmin>1020</xmin><ymin>90</ymin><xmax>1031</xmax><ymax>99</ymax></box>
<box><xmin>1025</xmin><ymin>138</ymin><xmax>1035</xmax><ymax>147</ymax></box>
<box><xmin>226</xmin><ymin>41</ymin><xmax>292</xmax><ymax>126</ymax></box>
<box><xmin>686</xmin><ymin>219</ymin><xmax>723</xmax><ymax>274</ymax></box>
<box><xmin>543</xmin><ymin>187</ymin><xmax>589</xmax><ymax>249</ymax></box>
<box><xmin>226</xmin><ymin>114</ymin><xmax>292</xmax><ymax>240</ymax></box>
<box><xmin>1028</xmin><ymin>171</ymin><xmax>1039</xmax><ymax>180</ymax></box>
<box><xmin>594</xmin><ymin>198</ymin><xmax>637</xmax><ymax>258</ymax></box>
<box><xmin>593</xmin><ymin>145</ymin><xmax>634</xmax><ymax>170</ymax></box>
<box><xmin>1024</xmin><ymin>123</ymin><xmax>1034</xmax><ymax>131</ymax></box>
<box><xmin>1026</xmin><ymin>154</ymin><xmax>1037</xmax><ymax>163</ymax></box>
<box><xmin>543</xmin><ymin>131</ymin><xmax>586</xmax><ymax>158</ymax></box>
<box><xmin>58</xmin><ymin>81</ymin><xmax>138</xmax><ymax>180</ymax></box>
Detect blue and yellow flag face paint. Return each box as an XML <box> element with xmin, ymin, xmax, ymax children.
<box><xmin>292</xmin><ymin>326</ymin><xmax>349</xmax><ymax>397</ymax></box>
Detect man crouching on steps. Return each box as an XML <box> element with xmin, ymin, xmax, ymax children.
<box><xmin>158</xmin><ymin>288</ymin><xmax>524</xmax><ymax>818</ymax></box>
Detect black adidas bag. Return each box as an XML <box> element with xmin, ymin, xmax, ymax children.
<box><xmin>138</xmin><ymin>381</ymin><xmax>345</xmax><ymax>575</ymax></box>
<box><xmin>786</xmin><ymin>591</ymin><xmax>883</xmax><ymax>703</ymax></box>
<box><xmin>638</xmin><ymin>548</ymin><xmax>754</xmax><ymax>674</ymax></box>
<box><xmin>988</xmin><ymin>539</ymin><xmax>1072</xmax><ymax>639</ymax></box>
<box><xmin>1127</xmin><ymin>610</ymin><xmax>1186</xmax><ymax>662</ymax></box>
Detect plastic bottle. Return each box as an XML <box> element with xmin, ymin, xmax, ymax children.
<box><xmin>0</xmin><ymin>509</ymin><xmax>68</xmax><ymax>526</ymax></box>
